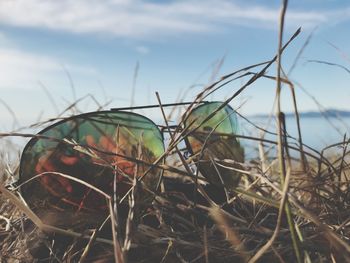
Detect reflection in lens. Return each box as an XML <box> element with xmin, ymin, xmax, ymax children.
<box><xmin>19</xmin><ymin>111</ymin><xmax>164</xmax><ymax>228</ymax></box>
<box><xmin>185</xmin><ymin>102</ymin><xmax>244</xmax><ymax>190</ymax></box>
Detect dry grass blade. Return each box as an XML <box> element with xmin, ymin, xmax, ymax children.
<box><xmin>288</xmin><ymin>26</ymin><xmax>317</xmax><ymax>76</ymax></box>
<box><xmin>274</xmin><ymin>1</ymin><xmax>302</xmax><ymax>262</ymax></box>
<box><xmin>38</xmin><ymin>81</ymin><xmax>60</xmax><ymax>115</ymax></box>
<box><xmin>0</xmin><ymin>98</ymin><xmax>19</xmax><ymax>130</ymax></box>
<box><xmin>130</xmin><ymin>61</ymin><xmax>140</xmax><ymax>109</ymax></box>
<box><xmin>210</xmin><ymin>206</ymin><xmax>250</xmax><ymax>262</ymax></box>
<box><xmin>61</xmin><ymin>64</ymin><xmax>77</xmax><ymax>102</ymax></box>
<box><xmin>108</xmin><ymin>199</ymin><xmax>125</xmax><ymax>263</ymax></box>
<box><xmin>78</xmin><ymin>217</ymin><xmax>110</xmax><ymax>263</ymax></box>
<box><xmin>307</xmin><ymin>59</ymin><xmax>350</xmax><ymax>75</ymax></box>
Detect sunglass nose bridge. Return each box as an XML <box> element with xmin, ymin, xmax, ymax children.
<box><xmin>183</xmin><ymin>150</ymin><xmax>192</xmax><ymax>160</ymax></box>
<box><xmin>158</xmin><ymin>124</ymin><xmax>179</xmax><ymax>131</ymax></box>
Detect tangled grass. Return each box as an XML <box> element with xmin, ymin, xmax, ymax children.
<box><xmin>1</xmin><ymin>111</ymin><xmax>350</xmax><ymax>263</ymax></box>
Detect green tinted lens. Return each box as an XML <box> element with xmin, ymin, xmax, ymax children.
<box><xmin>20</xmin><ymin>111</ymin><xmax>164</xmax><ymax>228</ymax></box>
<box><xmin>185</xmin><ymin>102</ymin><xmax>244</xmax><ymax>189</ymax></box>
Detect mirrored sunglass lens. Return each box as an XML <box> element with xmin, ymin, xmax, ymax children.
<box><xmin>185</xmin><ymin>102</ymin><xmax>244</xmax><ymax>189</ymax></box>
<box><xmin>20</xmin><ymin>111</ymin><xmax>164</xmax><ymax>227</ymax></box>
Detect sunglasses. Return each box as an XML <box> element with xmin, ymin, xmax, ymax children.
<box><xmin>19</xmin><ymin>101</ymin><xmax>244</xmax><ymax>228</ymax></box>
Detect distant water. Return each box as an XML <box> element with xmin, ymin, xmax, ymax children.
<box><xmin>241</xmin><ymin>116</ymin><xmax>350</xmax><ymax>158</ymax></box>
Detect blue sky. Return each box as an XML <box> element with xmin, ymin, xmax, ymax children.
<box><xmin>1</xmin><ymin>0</ymin><xmax>350</xmax><ymax>130</ymax></box>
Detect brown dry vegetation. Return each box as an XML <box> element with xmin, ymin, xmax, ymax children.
<box><xmin>1</xmin><ymin>106</ymin><xmax>350</xmax><ymax>263</ymax></box>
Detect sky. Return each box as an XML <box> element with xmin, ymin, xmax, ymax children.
<box><xmin>1</xmin><ymin>0</ymin><xmax>350</xmax><ymax>131</ymax></box>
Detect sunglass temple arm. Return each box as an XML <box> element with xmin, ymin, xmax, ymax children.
<box><xmin>110</xmin><ymin>101</ymin><xmax>208</xmax><ymax>111</ymax></box>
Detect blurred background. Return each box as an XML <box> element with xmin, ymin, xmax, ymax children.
<box><xmin>0</xmin><ymin>0</ymin><xmax>350</xmax><ymax>151</ymax></box>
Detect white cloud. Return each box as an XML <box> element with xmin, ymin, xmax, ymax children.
<box><xmin>135</xmin><ymin>45</ymin><xmax>150</xmax><ymax>55</ymax></box>
<box><xmin>0</xmin><ymin>0</ymin><xmax>347</xmax><ymax>39</ymax></box>
<box><xmin>0</xmin><ymin>47</ymin><xmax>97</xmax><ymax>89</ymax></box>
